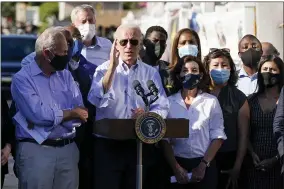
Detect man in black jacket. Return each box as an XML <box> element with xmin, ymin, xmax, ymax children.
<box><xmin>1</xmin><ymin>95</ymin><xmax>15</xmax><ymax>188</ymax></box>
<box><xmin>273</xmin><ymin>86</ymin><xmax>284</xmax><ymax>180</ymax></box>
<box><xmin>142</xmin><ymin>26</ymin><xmax>177</xmax><ymax>96</ymax></box>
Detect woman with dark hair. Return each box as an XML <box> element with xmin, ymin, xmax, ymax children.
<box><xmin>169</xmin><ymin>28</ymin><xmax>202</xmax><ymax>70</ymax></box>
<box><xmin>245</xmin><ymin>55</ymin><xmax>284</xmax><ymax>189</ymax></box>
<box><xmin>161</xmin><ymin>55</ymin><xmax>227</xmax><ymax>189</ymax></box>
<box><xmin>203</xmin><ymin>48</ymin><xmax>250</xmax><ymax>189</ymax></box>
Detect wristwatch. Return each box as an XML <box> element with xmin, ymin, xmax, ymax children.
<box><xmin>201</xmin><ymin>159</ymin><xmax>210</xmax><ymax>168</ymax></box>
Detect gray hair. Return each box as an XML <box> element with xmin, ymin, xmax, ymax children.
<box><xmin>114</xmin><ymin>24</ymin><xmax>143</xmax><ymax>41</ymax></box>
<box><xmin>35</xmin><ymin>26</ymin><xmax>66</xmax><ymax>53</ymax></box>
<box><xmin>71</xmin><ymin>4</ymin><xmax>96</xmax><ymax>23</ymax></box>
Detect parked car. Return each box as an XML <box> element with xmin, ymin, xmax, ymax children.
<box><xmin>1</xmin><ymin>34</ymin><xmax>37</xmax><ymax>99</ymax></box>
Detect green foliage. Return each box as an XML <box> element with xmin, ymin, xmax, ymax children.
<box><xmin>1</xmin><ymin>2</ymin><xmax>16</xmax><ymax>19</ymax></box>
<box><xmin>26</xmin><ymin>2</ymin><xmax>43</xmax><ymax>6</ymax></box>
<box><xmin>39</xmin><ymin>2</ymin><xmax>58</xmax><ymax>33</ymax></box>
<box><xmin>39</xmin><ymin>2</ymin><xmax>59</xmax><ymax>22</ymax></box>
<box><xmin>38</xmin><ymin>22</ymin><xmax>49</xmax><ymax>34</ymax></box>
<box><xmin>123</xmin><ymin>2</ymin><xmax>139</xmax><ymax>10</ymax></box>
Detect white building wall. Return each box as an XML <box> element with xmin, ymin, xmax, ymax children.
<box><xmin>256</xmin><ymin>2</ymin><xmax>284</xmax><ymax>60</ymax></box>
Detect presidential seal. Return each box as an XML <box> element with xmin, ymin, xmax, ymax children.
<box><xmin>135</xmin><ymin>112</ymin><xmax>166</xmax><ymax>144</ymax></box>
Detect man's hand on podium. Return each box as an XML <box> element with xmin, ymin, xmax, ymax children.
<box><xmin>131</xmin><ymin>108</ymin><xmax>145</xmax><ymax>119</ymax></box>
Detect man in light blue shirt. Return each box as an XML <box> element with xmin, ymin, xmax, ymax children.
<box><xmin>11</xmin><ymin>27</ymin><xmax>88</xmax><ymax>189</ymax></box>
<box><xmin>236</xmin><ymin>34</ymin><xmax>263</xmax><ymax>96</ymax></box>
<box><xmin>88</xmin><ymin>24</ymin><xmax>169</xmax><ymax>189</ymax></box>
<box><xmin>71</xmin><ymin>4</ymin><xmax>112</xmax><ymax>66</ymax></box>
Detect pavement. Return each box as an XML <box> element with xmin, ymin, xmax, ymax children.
<box><xmin>3</xmin><ymin>156</ymin><xmax>18</xmax><ymax>189</ymax></box>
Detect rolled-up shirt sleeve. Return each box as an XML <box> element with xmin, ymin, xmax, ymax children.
<box><xmin>149</xmin><ymin>71</ymin><xmax>169</xmax><ymax>118</ymax></box>
<box><xmin>87</xmin><ymin>61</ymin><xmax>115</xmax><ymax>108</ymax></box>
<box><xmin>11</xmin><ymin>75</ymin><xmax>63</xmax><ymax>127</ymax></box>
<box><xmin>209</xmin><ymin>98</ymin><xmax>227</xmax><ymax>141</ymax></box>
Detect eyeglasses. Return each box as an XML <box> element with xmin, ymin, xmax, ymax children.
<box><xmin>209</xmin><ymin>48</ymin><xmax>230</xmax><ymax>54</ymax></box>
<box><xmin>119</xmin><ymin>39</ymin><xmax>139</xmax><ymax>47</ymax></box>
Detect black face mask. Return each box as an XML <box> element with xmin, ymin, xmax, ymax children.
<box><xmin>49</xmin><ymin>54</ymin><xmax>69</xmax><ymax>71</ymax></box>
<box><xmin>239</xmin><ymin>48</ymin><xmax>262</xmax><ymax>69</ymax></box>
<box><xmin>180</xmin><ymin>74</ymin><xmax>201</xmax><ymax>90</ymax></box>
<box><xmin>261</xmin><ymin>72</ymin><xmax>280</xmax><ymax>88</ymax></box>
<box><xmin>144</xmin><ymin>39</ymin><xmax>166</xmax><ymax>65</ymax></box>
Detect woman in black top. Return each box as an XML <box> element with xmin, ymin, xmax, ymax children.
<box><xmin>1</xmin><ymin>95</ymin><xmax>15</xmax><ymax>188</ymax></box>
<box><xmin>245</xmin><ymin>55</ymin><xmax>284</xmax><ymax>189</ymax></box>
<box><xmin>203</xmin><ymin>48</ymin><xmax>250</xmax><ymax>189</ymax></box>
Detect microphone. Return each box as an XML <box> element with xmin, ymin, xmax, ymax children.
<box><xmin>132</xmin><ymin>80</ymin><xmax>148</xmax><ymax>106</ymax></box>
<box><xmin>147</xmin><ymin>80</ymin><xmax>159</xmax><ymax>96</ymax></box>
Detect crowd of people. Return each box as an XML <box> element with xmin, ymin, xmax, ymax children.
<box><xmin>1</xmin><ymin>3</ymin><xmax>284</xmax><ymax>189</ymax></box>
<box><xmin>1</xmin><ymin>21</ymin><xmax>39</xmax><ymax>35</ymax></box>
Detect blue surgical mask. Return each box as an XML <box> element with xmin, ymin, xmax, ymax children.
<box><xmin>181</xmin><ymin>73</ymin><xmax>201</xmax><ymax>90</ymax></box>
<box><xmin>210</xmin><ymin>69</ymin><xmax>230</xmax><ymax>85</ymax></box>
<box><xmin>72</xmin><ymin>40</ymin><xmax>84</xmax><ymax>57</ymax></box>
<box><xmin>178</xmin><ymin>44</ymin><xmax>198</xmax><ymax>58</ymax></box>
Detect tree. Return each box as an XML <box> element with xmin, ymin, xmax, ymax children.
<box><xmin>39</xmin><ymin>2</ymin><xmax>58</xmax><ymax>22</ymax></box>
<box><xmin>123</xmin><ymin>2</ymin><xmax>139</xmax><ymax>10</ymax></box>
<box><xmin>38</xmin><ymin>2</ymin><xmax>59</xmax><ymax>33</ymax></box>
<box><xmin>1</xmin><ymin>2</ymin><xmax>16</xmax><ymax>20</ymax></box>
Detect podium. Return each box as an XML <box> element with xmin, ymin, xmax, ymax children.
<box><xmin>94</xmin><ymin>117</ymin><xmax>189</xmax><ymax>189</ymax></box>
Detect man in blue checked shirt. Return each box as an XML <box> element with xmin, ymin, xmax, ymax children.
<box><xmin>11</xmin><ymin>27</ymin><xmax>88</xmax><ymax>189</ymax></box>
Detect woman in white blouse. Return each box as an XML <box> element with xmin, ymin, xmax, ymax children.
<box><xmin>161</xmin><ymin>55</ymin><xmax>227</xmax><ymax>189</ymax></box>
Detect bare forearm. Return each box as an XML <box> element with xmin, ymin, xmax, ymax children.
<box><xmin>102</xmin><ymin>61</ymin><xmax>116</xmax><ymax>94</ymax></box>
<box><xmin>234</xmin><ymin>127</ymin><xmax>249</xmax><ymax>168</ymax></box>
<box><xmin>63</xmin><ymin>110</ymin><xmax>74</xmax><ymax>122</ymax></box>
<box><xmin>234</xmin><ymin>100</ymin><xmax>250</xmax><ymax>168</ymax></box>
<box><xmin>160</xmin><ymin>140</ymin><xmax>178</xmax><ymax>170</ymax></box>
<box><xmin>203</xmin><ymin>139</ymin><xmax>223</xmax><ymax>162</ymax></box>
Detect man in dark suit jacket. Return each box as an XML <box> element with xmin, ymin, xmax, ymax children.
<box><xmin>273</xmin><ymin>86</ymin><xmax>284</xmax><ymax>176</ymax></box>
<box><xmin>1</xmin><ymin>95</ymin><xmax>15</xmax><ymax>188</ymax></box>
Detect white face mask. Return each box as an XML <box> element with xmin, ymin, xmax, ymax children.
<box><xmin>178</xmin><ymin>44</ymin><xmax>198</xmax><ymax>58</ymax></box>
<box><xmin>78</xmin><ymin>23</ymin><xmax>96</xmax><ymax>41</ymax></box>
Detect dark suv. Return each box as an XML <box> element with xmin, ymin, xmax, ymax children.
<box><xmin>1</xmin><ymin>35</ymin><xmax>37</xmax><ymax>98</ymax></box>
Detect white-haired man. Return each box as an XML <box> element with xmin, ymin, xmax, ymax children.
<box><xmin>11</xmin><ymin>27</ymin><xmax>88</xmax><ymax>189</ymax></box>
<box><xmin>71</xmin><ymin>4</ymin><xmax>112</xmax><ymax>66</ymax></box>
<box><xmin>88</xmin><ymin>24</ymin><xmax>169</xmax><ymax>189</ymax></box>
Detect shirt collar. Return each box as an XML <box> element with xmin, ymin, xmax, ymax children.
<box><xmin>239</xmin><ymin>67</ymin><xmax>258</xmax><ymax>79</ymax></box>
<box><xmin>30</xmin><ymin>57</ymin><xmax>60</xmax><ymax>77</ymax></box>
<box><xmin>90</xmin><ymin>36</ymin><xmax>102</xmax><ymax>48</ymax></box>
<box><xmin>171</xmin><ymin>90</ymin><xmax>203</xmax><ymax>109</ymax></box>
<box><xmin>30</xmin><ymin>57</ymin><xmax>43</xmax><ymax>76</ymax></box>
<box><xmin>118</xmin><ymin>57</ymin><xmax>139</xmax><ymax>71</ymax></box>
